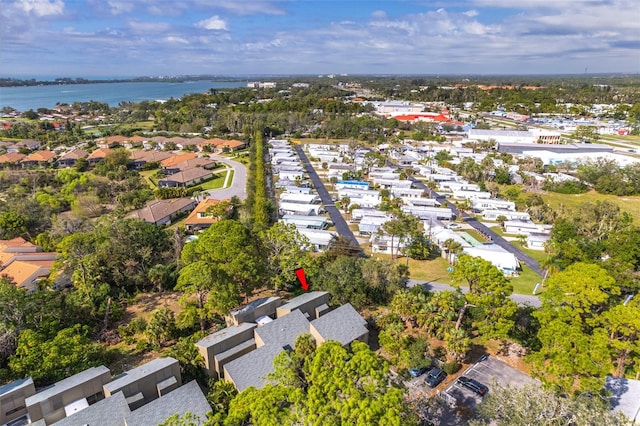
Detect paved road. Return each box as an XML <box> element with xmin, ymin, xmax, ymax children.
<box><xmin>295</xmin><ymin>145</ymin><xmax>363</xmax><ymax>254</ymax></box>
<box><xmin>407</xmin><ymin>279</ymin><xmax>541</xmax><ymax>307</ymax></box>
<box><xmin>203</xmin><ymin>155</ymin><xmax>247</xmax><ymax>200</ymax></box>
<box><xmin>404</xmin><ymin>173</ymin><xmax>543</xmax><ymax>276</ymax></box>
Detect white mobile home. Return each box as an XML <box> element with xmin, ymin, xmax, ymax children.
<box><xmin>472</xmin><ymin>198</ymin><xmax>516</xmax><ymax>212</ymax></box>
<box><xmin>503</xmin><ymin>220</ymin><xmax>552</xmax><ymax>235</ymax></box>
<box><xmin>452</xmin><ymin>190</ymin><xmax>492</xmax><ymax>200</ymax></box>
<box><xmin>391</xmin><ymin>187</ymin><xmax>425</xmax><ymax>199</ymax></box>
<box><xmin>401</xmin><ymin>205</ymin><xmax>454</xmax><ymax>220</ymax></box>
<box><xmin>482</xmin><ymin>210</ymin><xmax>530</xmax><ymax>221</ymax></box>
<box><xmin>296</xmin><ymin>229</ymin><xmax>337</xmax><ymax>252</ymax></box>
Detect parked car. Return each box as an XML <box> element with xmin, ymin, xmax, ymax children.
<box><xmin>457</xmin><ymin>376</ymin><xmax>489</xmax><ymax>396</ymax></box>
<box><xmin>448</xmin><ymin>223</ymin><xmax>460</xmax><ymax>229</ymax></box>
<box><xmin>408</xmin><ymin>366</ymin><xmax>429</xmax><ymax>378</ymax></box>
<box><xmin>425</xmin><ymin>368</ymin><xmax>447</xmax><ymax>388</ymax></box>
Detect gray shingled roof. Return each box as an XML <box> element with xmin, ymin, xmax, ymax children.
<box><xmin>103</xmin><ymin>357</ymin><xmax>178</xmax><ymax>394</ymax></box>
<box><xmin>25</xmin><ymin>366</ymin><xmax>111</xmax><ymax>406</ymax></box>
<box><xmin>195</xmin><ymin>322</ymin><xmax>257</xmax><ymax>349</ymax></box>
<box><xmin>223</xmin><ymin>344</ymin><xmax>283</xmax><ymax>392</ymax></box>
<box><xmin>255</xmin><ymin>309</ymin><xmax>310</xmax><ymax>348</ymax></box>
<box><xmin>51</xmin><ymin>392</ymin><xmax>129</xmax><ymax>426</ymax></box>
<box><xmin>310</xmin><ymin>303</ymin><xmax>368</xmax><ymax>346</ymax></box>
<box><xmin>277</xmin><ymin>291</ymin><xmax>329</xmax><ymax>313</ymax></box>
<box><xmin>124</xmin><ymin>381</ymin><xmax>211</xmax><ymax>426</ymax></box>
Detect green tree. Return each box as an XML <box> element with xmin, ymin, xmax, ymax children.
<box><xmin>260</xmin><ymin>222</ymin><xmax>314</xmax><ymax>293</ymax></box>
<box><xmin>9</xmin><ymin>325</ymin><xmax>107</xmax><ymax>386</ymax></box>
<box><xmin>181</xmin><ymin>220</ymin><xmax>265</xmax><ymax>301</ymax></box>
<box><xmin>450</xmin><ymin>255</ymin><xmax>517</xmax><ymax>338</ymax></box>
<box><xmin>145</xmin><ymin>307</ymin><xmax>176</xmax><ymax>348</ymax></box>
<box><xmin>470</xmin><ymin>383</ymin><xmax>629</xmax><ymax>426</ymax></box>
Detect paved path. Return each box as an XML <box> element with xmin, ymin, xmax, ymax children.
<box><xmin>204</xmin><ymin>155</ymin><xmax>247</xmax><ymax>200</ymax></box>
<box><xmin>295</xmin><ymin>145</ymin><xmax>363</xmax><ymax>254</ymax></box>
<box><xmin>407</xmin><ymin>279</ymin><xmax>541</xmax><ymax>307</ymax></box>
<box><xmin>404</xmin><ymin>173</ymin><xmax>544</xmax><ymax>277</ymax></box>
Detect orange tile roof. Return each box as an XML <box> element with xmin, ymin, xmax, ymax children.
<box><xmin>184</xmin><ymin>199</ymin><xmax>228</xmax><ymax>227</ymax></box>
<box><xmin>1</xmin><ymin>260</ymin><xmax>51</xmax><ymax>288</ymax></box>
<box><xmin>160</xmin><ymin>152</ymin><xmax>197</xmax><ymax>168</ymax></box>
<box><xmin>87</xmin><ymin>148</ymin><xmax>112</xmax><ymax>160</ymax></box>
<box><xmin>21</xmin><ymin>150</ymin><xmax>56</xmax><ymax>163</ymax></box>
<box><xmin>0</xmin><ymin>153</ymin><xmax>26</xmax><ymax>163</ymax></box>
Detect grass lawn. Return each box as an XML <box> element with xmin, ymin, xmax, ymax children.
<box><xmin>139</xmin><ymin>169</ymin><xmax>159</xmax><ymax>188</ymax></box>
<box><xmin>511</xmin><ymin>266</ymin><xmax>541</xmax><ymax>295</ymax></box>
<box><xmin>198</xmin><ymin>174</ymin><xmax>226</xmax><ymax>190</ymax></box>
<box><xmin>539</xmin><ymin>190</ymin><xmax>640</xmax><ymax>224</ymax></box>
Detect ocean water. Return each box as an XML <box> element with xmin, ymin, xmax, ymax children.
<box><xmin>0</xmin><ymin>80</ymin><xmax>246</xmax><ymax>111</ymax></box>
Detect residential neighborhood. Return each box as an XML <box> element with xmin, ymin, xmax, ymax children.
<box><xmin>0</xmin><ymin>74</ymin><xmax>639</xmax><ymax>425</ymax></box>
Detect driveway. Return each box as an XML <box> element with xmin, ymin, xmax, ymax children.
<box><xmin>203</xmin><ymin>155</ymin><xmax>247</xmax><ymax>200</ymax></box>
<box><xmin>295</xmin><ymin>145</ymin><xmax>363</xmax><ymax>254</ymax></box>
<box><xmin>407</xmin><ymin>279</ymin><xmax>541</xmax><ymax>307</ymax></box>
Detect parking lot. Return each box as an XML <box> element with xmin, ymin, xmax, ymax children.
<box><xmin>443</xmin><ymin>355</ymin><xmax>539</xmax><ymax>409</ymax></box>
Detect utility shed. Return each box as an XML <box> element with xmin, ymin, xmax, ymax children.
<box><xmin>276</xmin><ymin>291</ymin><xmax>331</xmax><ymax>320</ymax></box>
<box><xmin>310</xmin><ymin>304</ymin><xmax>368</xmax><ymax>346</ymax></box>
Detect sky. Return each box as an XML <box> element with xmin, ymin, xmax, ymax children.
<box><xmin>1</xmin><ymin>0</ymin><xmax>639</xmax><ymax>78</ymax></box>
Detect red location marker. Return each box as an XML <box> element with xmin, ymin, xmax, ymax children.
<box><xmin>295</xmin><ymin>268</ymin><xmax>309</xmax><ymax>291</ymax></box>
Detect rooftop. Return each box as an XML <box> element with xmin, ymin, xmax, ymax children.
<box><xmin>123</xmin><ymin>381</ymin><xmax>211</xmax><ymax>426</ymax></box>
<box><xmin>255</xmin><ymin>309</ymin><xmax>310</xmax><ymax>348</ymax></box>
<box><xmin>103</xmin><ymin>357</ymin><xmax>178</xmax><ymax>394</ymax></box>
<box><xmin>195</xmin><ymin>322</ymin><xmax>257</xmax><ymax>349</ymax></box>
<box><xmin>25</xmin><ymin>366</ymin><xmax>111</xmax><ymax>406</ymax></box>
<box><xmin>224</xmin><ymin>344</ymin><xmax>283</xmax><ymax>392</ymax></box>
<box><xmin>51</xmin><ymin>391</ymin><xmax>129</xmax><ymax>426</ymax></box>
<box><xmin>310</xmin><ymin>304</ymin><xmax>368</xmax><ymax>346</ymax></box>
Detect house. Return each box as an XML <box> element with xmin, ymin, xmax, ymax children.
<box><xmin>25</xmin><ymin>366</ymin><xmax>112</xmax><ymax>425</ymax></box>
<box><xmin>279</xmin><ymin>215</ymin><xmax>330</xmax><ymax>230</ymax></box>
<box><xmin>482</xmin><ymin>210</ymin><xmax>530</xmax><ymax>221</ymax></box>
<box><xmin>503</xmin><ymin>220</ymin><xmax>552</xmax><ymax>235</ymax></box>
<box><xmin>391</xmin><ymin>187</ymin><xmax>425</xmax><ymax>199</ymax></box>
<box><xmin>160</xmin><ymin>153</ymin><xmax>197</xmax><ymax>169</ymax></box>
<box><xmin>358</xmin><ymin>214</ymin><xmax>391</xmax><ymax>236</ymax></box>
<box><xmin>296</xmin><ymin>228</ymin><xmax>337</xmax><ymax>251</ymax></box>
<box><xmin>161</xmin><ymin>158</ymin><xmax>216</xmax><ymax>175</ymax></box>
<box><xmin>213</xmin><ymin>292</ymin><xmax>367</xmax><ymax>392</ymax></box>
<box><xmin>56</xmin><ymin>149</ymin><xmax>88</xmax><ymax>168</ymax></box>
<box><xmin>86</xmin><ymin>148</ymin><xmax>112</xmax><ymax>165</ymax></box>
<box><xmin>336</xmin><ymin>188</ymin><xmax>381</xmax><ymax>209</ymax></box>
<box><xmin>462</xmin><ymin>246</ymin><xmax>520</xmax><ymax>275</ymax></box>
<box><xmin>184</xmin><ymin>199</ymin><xmax>228</xmax><ymax>232</ymax></box>
<box><xmin>21</xmin><ymin>150</ymin><xmax>56</xmax><ymax>168</ymax></box>
<box><xmin>472</xmin><ymin>198</ymin><xmax>516</xmax><ymax>212</ymax></box>
<box><xmin>527</xmin><ymin>232</ymin><xmax>551</xmax><ymax>251</ymax></box>
<box><xmin>0</xmin><ymin>378</ymin><xmax>36</xmax><ymax>426</ymax></box>
<box><xmin>1</xmin><ymin>259</ymin><xmax>57</xmax><ymax>293</ymax></box>
<box><xmin>0</xmin><ymin>152</ymin><xmax>26</xmax><ymax>167</ymax></box>
<box><xmin>6</xmin><ymin>139</ymin><xmax>41</xmax><ymax>153</ymax></box>
<box><xmin>370</xmin><ymin>234</ymin><xmax>408</xmax><ymax>256</ymax></box>
<box><xmin>128</xmin><ymin>150</ymin><xmax>173</xmax><ymax>169</ymax></box>
<box><xmin>122</xmin><ymin>380</ymin><xmax>211</xmax><ymax>426</ymax></box>
<box><xmin>335</xmin><ymin>180</ymin><xmax>370</xmax><ymax>191</ymax></box>
<box><xmin>157</xmin><ymin>167</ymin><xmax>213</xmax><ymax>188</ymax></box>
<box><xmin>103</xmin><ymin>357</ymin><xmax>181</xmax><ymax>410</ymax></box>
<box><xmin>200</xmin><ymin>138</ymin><xmax>246</xmax><ymax>153</ymax></box>
<box><xmin>128</xmin><ymin>198</ymin><xmax>197</xmax><ymax>226</ymax></box>
<box><xmin>452</xmin><ymin>190</ymin><xmax>492</xmax><ymax>200</ymax></box>
<box><xmin>401</xmin><ymin>205</ymin><xmax>454</xmax><ymax>220</ymax></box>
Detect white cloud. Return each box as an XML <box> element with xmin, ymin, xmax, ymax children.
<box><xmin>195</xmin><ymin>15</ymin><xmax>228</xmax><ymax>31</ymax></box>
<box><xmin>194</xmin><ymin>0</ymin><xmax>286</xmax><ymax>16</ymax></box>
<box><xmin>128</xmin><ymin>20</ymin><xmax>172</xmax><ymax>34</ymax></box>
<box><xmin>17</xmin><ymin>0</ymin><xmax>64</xmax><ymax>17</ymax></box>
<box><xmin>463</xmin><ymin>9</ymin><xmax>479</xmax><ymax>17</ymax></box>
<box><xmin>106</xmin><ymin>0</ymin><xmax>133</xmax><ymax>15</ymax></box>
<box><xmin>164</xmin><ymin>36</ymin><xmax>189</xmax><ymax>45</ymax></box>
<box><xmin>371</xmin><ymin>10</ymin><xmax>387</xmax><ymax>19</ymax></box>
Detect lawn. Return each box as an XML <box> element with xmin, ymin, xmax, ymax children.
<box><xmin>539</xmin><ymin>190</ymin><xmax>640</xmax><ymax>224</ymax></box>
<box><xmin>139</xmin><ymin>169</ymin><xmax>159</xmax><ymax>188</ymax></box>
<box><xmin>198</xmin><ymin>173</ymin><xmax>226</xmax><ymax>190</ymax></box>
<box><xmin>510</xmin><ymin>266</ymin><xmax>541</xmax><ymax>295</ymax></box>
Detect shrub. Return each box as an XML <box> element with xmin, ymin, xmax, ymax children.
<box><xmin>442</xmin><ymin>360</ymin><xmax>461</xmax><ymax>375</ymax></box>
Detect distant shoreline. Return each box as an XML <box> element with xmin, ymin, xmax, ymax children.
<box><xmin>0</xmin><ymin>76</ymin><xmax>247</xmax><ymax>88</ymax></box>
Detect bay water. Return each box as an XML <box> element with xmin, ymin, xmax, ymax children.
<box><xmin>0</xmin><ymin>80</ymin><xmax>246</xmax><ymax>112</ymax></box>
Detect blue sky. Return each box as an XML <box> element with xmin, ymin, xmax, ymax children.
<box><xmin>1</xmin><ymin>0</ymin><xmax>639</xmax><ymax>77</ymax></box>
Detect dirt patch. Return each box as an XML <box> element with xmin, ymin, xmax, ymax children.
<box><xmin>122</xmin><ymin>291</ymin><xmax>183</xmax><ymax>324</ymax></box>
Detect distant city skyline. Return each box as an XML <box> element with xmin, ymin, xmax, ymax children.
<box><xmin>1</xmin><ymin>0</ymin><xmax>639</xmax><ymax>77</ymax></box>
